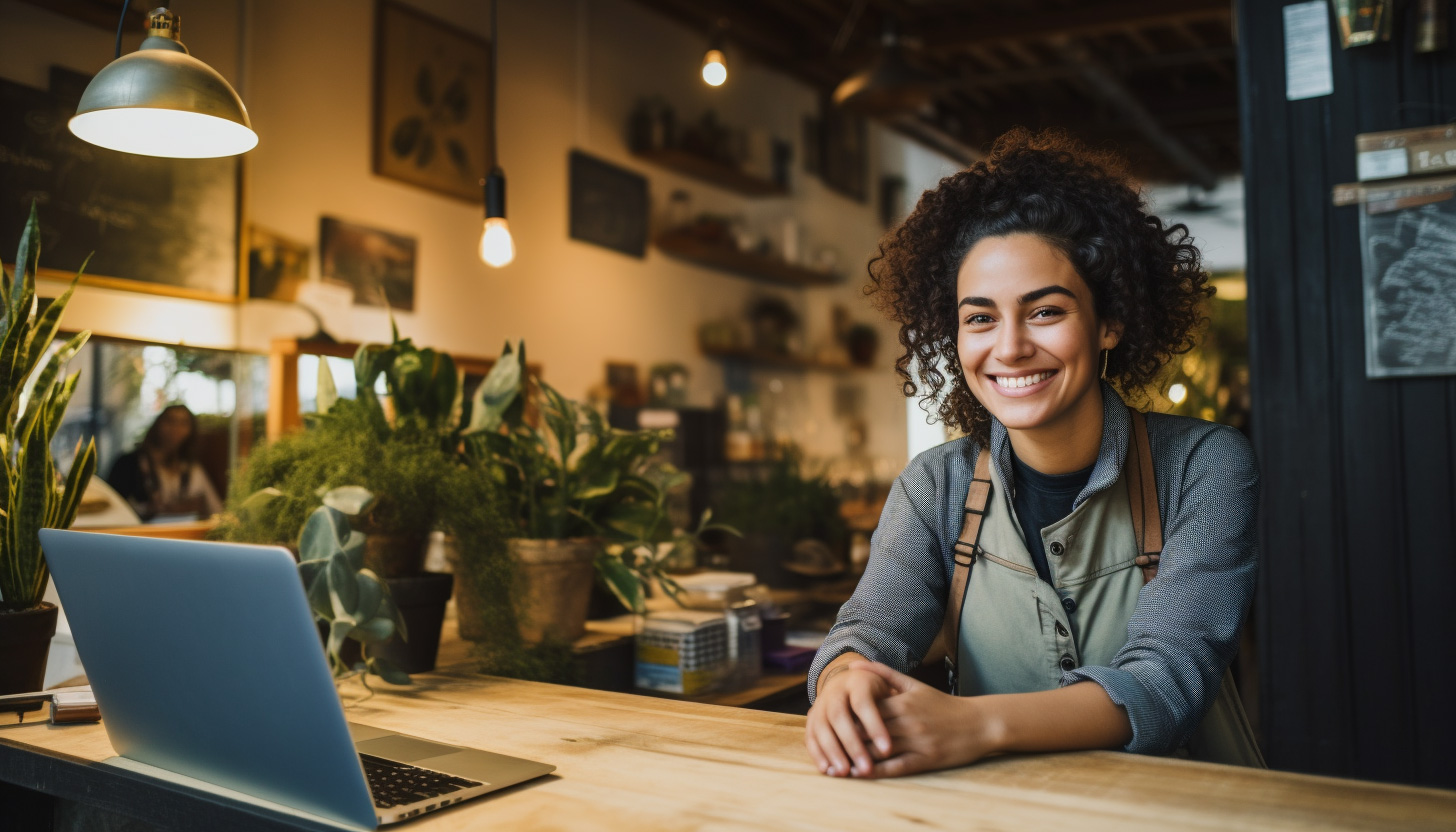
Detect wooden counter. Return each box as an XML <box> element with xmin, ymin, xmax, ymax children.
<box><xmin>4</xmin><ymin>668</ymin><xmax>1456</xmax><ymax>831</ymax></box>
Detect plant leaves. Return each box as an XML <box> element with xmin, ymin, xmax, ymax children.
<box><xmin>354</xmin><ymin>571</ymin><xmax>384</xmax><ymax>621</ymax></box>
<box><xmin>446</xmin><ymin>139</ymin><xmax>470</xmax><ymax>175</ymax></box>
<box><xmin>316</xmin><ymin>355</ymin><xmax>338</xmax><ymax>415</ymax></box>
<box><xmin>595</xmin><ymin>553</ymin><xmax>644</xmax><ymax>614</ymax></box>
<box><xmin>320</xmin><ymin>486</ymin><xmax>373</xmax><ymax>516</ymax></box>
<box><xmin>441</xmin><ymin>76</ymin><xmax>468</xmax><ymax>122</ymax></box>
<box><xmin>350</xmin><ymin>614</ymin><xmax>394</xmax><ymax>643</ymax></box>
<box><xmin>390</xmin><ymin>116</ymin><xmax>424</xmax><ymax>159</ymax></box>
<box><xmin>464</xmin><ymin>341</ymin><xmax>523</xmax><ymax>434</ymax></box>
<box><xmin>299</xmin><ymin>506</ymin><xmax>343</xmax><ymax>561</ymax></box>
<box><xmin>328</xmin><ymin>550</ymin><xmax>359</xmax><ymax>616</ymax></box>
<box><xmin>366</xmin><ymin>656</ymin><xmax>411</xmax><ymax>685</ymax></box>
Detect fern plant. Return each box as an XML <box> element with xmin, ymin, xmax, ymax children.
<box><xmin>0</xmin><ymin>205</ymin><xmax>97</xmax><ymax>612</ymax></box>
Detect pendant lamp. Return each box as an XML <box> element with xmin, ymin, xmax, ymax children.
<box><xmin>700</xmin><ymin>20</ymin><xmax>728</xmax><ymax>87</ymax></box>
<box><xmin>832</xmin><ymin>20</ymin><xmax>936</xmax><ymax>117</ymax></box>
<box><xmin>479</xmin><ymin>0</ymin><xmax>515</xmax><ymax>268</ymax></box>
<box><xmin>69</xmin><ymin>6</ymin><xmax>257</xmax><ymax>159</ymax></box>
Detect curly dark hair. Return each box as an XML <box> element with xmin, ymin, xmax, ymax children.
<box><xmin>867</xmin><ymin>128</ymin><xmax>1212</xmax><ymax>445</ymax></box>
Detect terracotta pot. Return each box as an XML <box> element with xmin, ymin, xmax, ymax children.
<box><xmin>363</xmin><ymin>533</ymin><xmax>429</xmax><ymax>579</ymax></box>
<box><xmin>0</xmin><ymin>602</ymin><xmax>58</xmax><ymax>697</ymax></box>
<box><xmin>509</xmin><ymin>538</ymin><xmax>598</xmax><ymax>644</ymax></box>
<box><xmin>449</xmin><ymin>538</ymin><xmax>597</xmax><ymax>644</ymax></box>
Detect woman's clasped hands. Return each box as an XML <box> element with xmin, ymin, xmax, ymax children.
<box><xmin>803</xmin><ymin>659</ymin><xmax>1005</xmax><ymax>779</ymax></box>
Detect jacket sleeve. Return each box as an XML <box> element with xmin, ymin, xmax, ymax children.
<box><xmin>807</xmin><ymin>470</ymin><xmax>949</xmax><ymax>702</ymax></box>
<box><xmin>1062</xmin><ymin>424</ymin><xmax>1260</xmax><ymax>754</ymax></box>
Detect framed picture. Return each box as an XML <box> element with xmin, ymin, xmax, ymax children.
<box><xmin>605</xmin><ymin>362</ymin><xmax>643</xmax><ymax>407</ymax></box>
<box><xmin>569</xmin><ymin>151</ymin><xmax>649</xmax><ymax>258</ymax></box>
<box><xmin>318</xmin><ymin>217</ymin><xmax>417</xmax><ymax>311</ymax></box>
<box><xmin>246</xmin><ymin>226</ymin><xmax>310</xmax><ymax>302</ymax></box>
<box><xmin>0</xmin><ymin>67</ymin><xmax>241</xmax><ymax>301</ymax></box>
<box><xmin>819</xmin><ymin>103</ymin><xmax>868</xmax><ymax>203</ymax></box>
<box><xmin>373</xmin><ymin>0</ymin><xmax>492</xmax><ymax>203</ymax></box>
<box><xmin>1359</xmin><ymin>178</ymin><xmax>1456</xmax><ymax>378</ymax></box>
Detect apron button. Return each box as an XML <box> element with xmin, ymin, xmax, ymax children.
<box><xmin>1060</xmin><ymin>655</ymin><xmax>1076</xmax><ymax>671</ymax></box>
<box><xmin>1049</xmin><ymin>540</ymin><xmax>1065</xmax><ymax>556</ymax></box>
<box><xmin>1055</xmin><ymin>622</ymin><xmax>1069</xmax><ymax>638</ymax></box>
<box><xmin>1061</xmin><ymin>596</ymin><xmax>1077</xmax><ymax>614</ymax></box>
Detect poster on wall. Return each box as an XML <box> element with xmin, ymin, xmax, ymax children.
<box><xmin>568</xmin><ymin>151</ymin><xmax>648</xmax><ymax>257</ymax></box>
<box><xmin>1360</xmin><ymin>176</ymin><xmax>1456</xmax><ymax>378</ymax></box>
<box><xmin>247</xmin><ymin>226</ymin><xmax>311</xmax><ymax>302</ymax></box>
<box><xmin>318</xmin><ymin>217</ymin><xmax>417</xmax><ymax>311</ymax></box>
<box><xmin>0</xmin><ymin>67</ymin><xmax>240</xmax><ymax>301</ymax></box>
<box><xmin>373</xmin><ymin>0</ymin><xmax>492</xmax><ymax>203</ymax></box>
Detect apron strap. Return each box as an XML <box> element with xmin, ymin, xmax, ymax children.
<box><xmin>1126</xmin><ymin>410</ymin><xmax>1162</xmax><ymax>583</ymax></box>
<box><xmin>938</xmin><ymin>445</ymin><xmax>993</xmax><ymax>693</ymax></box>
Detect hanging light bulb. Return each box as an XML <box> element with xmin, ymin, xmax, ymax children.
<box><xmin>701</xmin><ymin>23</ymin><xmax>727</xmax><ymax>87</ymax></box>
<box><xmin>478</xmin><ymin>0</ymin><xmax>515</xmax><ymax>268</ymax></box>
<box><xmin>478</xmin><ymin>168</ymin><xmax>515</xmax><ymax>268</ymax></box>
<box><xmin>69</xmin><ymin>7</ymin><xmax>257</xmax><ymax>158</ymax></box>
<box><xmin>701</xmin><ymin>48</ymin><xmax>727</xmax><ymax>86</ymax></box>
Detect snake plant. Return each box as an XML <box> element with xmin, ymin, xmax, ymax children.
<box><xmin>0</xmin><ymin>205</ymin><xmax>96</xmax><ymax>612</ymax></box>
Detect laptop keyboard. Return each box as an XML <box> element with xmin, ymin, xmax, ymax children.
<box><xmin>360</xmin><ymin>753</ymin><xmax>482</xmax><ymax>808</ymax></box>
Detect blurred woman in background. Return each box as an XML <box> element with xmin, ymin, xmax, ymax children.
<box><xmin>107</xmin><ymin>404</ymin><xmax>222</xmax><ymax>521</ymax></box>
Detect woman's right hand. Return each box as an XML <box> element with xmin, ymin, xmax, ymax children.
<box><xmin>804</xmin><ymin>654</ymin><xmax>895</xmax><ymax>778</ymax></box>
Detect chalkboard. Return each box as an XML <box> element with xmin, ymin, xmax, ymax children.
<box><xmin>0</xmin><ymin>67</ymin><xmax>240</xmax><ymax>301</ymax></box>
<box><xmin>569</xmin><ymin>150</ymin><xmax>648</xmax><ymax>258</ymax></box>
<box><xmin>1360</xmin><ymin>184</ymin><xmax>1456</xmax><ymax>378</ymax></box>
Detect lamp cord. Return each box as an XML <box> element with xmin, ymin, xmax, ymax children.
<box><xmin>490</xmin><ymin>0</ymin><xmax>498</xmax><ymax>169</ymax></box>
<box><xmin>114</xmin><ymin>0</ymin><xmax>133</xmax><ymax>59</ymax></box>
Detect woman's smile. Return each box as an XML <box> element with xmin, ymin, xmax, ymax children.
<box><xmin>988</xmin><ymin>369</ymin><xmax>1058</xmax><ymax>395</ymax></box>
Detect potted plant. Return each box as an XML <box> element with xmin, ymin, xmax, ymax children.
<box><xmin>294</xmin><ymin>487</ymin><xmax>410</xmax><ymax>687</ymax></box>
<box><xmin>456</xmin><ymin>342</ymin><xmax>733</xmax><ymax>645</ymax></box>
<box><xmin>0</xmin><ymin>206</ymin><xmax>97</xmax><ymax>698</ymax></box>
<box><xmin>712</xmin><ymin>446</ymin><xmax>847</xmax><ymax>588</ymax></box>
<box><xmin>216</xmin><ymin>325</ymin><xmax>511</xmax><ymax>673</ymax></box>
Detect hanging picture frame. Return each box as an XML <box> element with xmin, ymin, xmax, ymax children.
<box><xmin>0</xmin><ymin>67</ymin><xmax>242</xmax><ymax>302</ymax></box>
<box><xmin>373</xmin><ymin>0</ymin><xmax>492</xmax><ymax>203</ymax></box>
<box><xmin>568</xmin><ymin>151</ymin><xmax>649</xmax><ymax>258</ymax></box>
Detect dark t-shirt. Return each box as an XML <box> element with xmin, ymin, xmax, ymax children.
<box><xmin>1009</xmin><ymin>451</ymin><xmax>1095</xmax><ymax>585</ymax></box>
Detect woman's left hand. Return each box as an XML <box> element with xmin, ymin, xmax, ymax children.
<box><xmin>852</xmin><ymin>661</ymin><xmax>1006</xmax><ymax>778</ymax></box>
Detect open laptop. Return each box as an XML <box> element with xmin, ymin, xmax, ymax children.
<box><xmin>40</xmin><ymin>529</ymin><xmax>554</xmax><ymax>829</ymax></box>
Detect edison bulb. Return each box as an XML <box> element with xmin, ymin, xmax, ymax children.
<box><xmin>1168</xmin><ymin>383</ymin><xmax>1188</xmax><ymax>405</ymax></box>
<box><xmin>479</xmin><ymin>216</ymin><xmax>515</xmax><ymax>267</ymax></box>
<box><xmin>701</xmin><ymin>49</ymin><xmax>727</xmax><ymax>86</ymax></box>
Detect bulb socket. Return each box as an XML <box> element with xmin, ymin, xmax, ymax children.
<box><xmin>484</xmin><ymin>168</ymin><xmax>506</xmax><ymax>218</ymax></box>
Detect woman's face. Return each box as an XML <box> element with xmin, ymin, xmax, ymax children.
<box><xmin>955</xmin><ymin>233</ymin><xmax>1120</xmax><ymax>436</ymax></box>
<box><xmin>156</xmin><ymin>408</ymin><xmax>193</xmax><ymax>452</ymax></box>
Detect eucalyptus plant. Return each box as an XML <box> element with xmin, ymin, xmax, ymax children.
<box><xmin>243</xmin><ymin>486</ymin><xmax>410</xmax><ymax>686</ymax></box>
<box><xmin>0</xmin><ymin>205</ymin><xmax>96</xmax><ymax>613</ymax></box>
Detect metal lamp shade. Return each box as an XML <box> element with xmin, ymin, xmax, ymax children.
<box><xmin>832</xmin><ymin>46</ymin><xmax>936</xmax><ymax>116</ymax></box>
<box><xmin>69</xmin><ymin>13</ymin><xmax>257</xmax><ymax>159</ymax></box>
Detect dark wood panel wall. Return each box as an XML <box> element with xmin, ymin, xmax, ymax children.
<box><xmin>1238</xmin><ymin>1</ymin><xmax>1456</xmax><ymax>787</ymax></box>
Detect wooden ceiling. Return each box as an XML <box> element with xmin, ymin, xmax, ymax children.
<box><xmin>632</xmin><ymin>0</ymin><xmax>1240</xmax><ymax>186</ymax></box>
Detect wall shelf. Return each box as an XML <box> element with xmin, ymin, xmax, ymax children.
<box><xmin>631</xmin><ymin>148</ymin><xmax>786</xmax><ymax>197</ymax></box>
<box><xmin>656</xmin><ymin>232</ymin><xmax>839</xmax><ymax>288</ymax></box>
<box><xmin>700</xmin><ymin>343</ymin><xmax>866</xmax><ymax>373</ymax></box>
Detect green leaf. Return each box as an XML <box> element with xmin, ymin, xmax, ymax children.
<box><xmin>464</xmin><ymin>341</ymin><xmax>523</xmax><ymax>434</ymax></box>
<box><xmin>307</xmin><ymin>568</ymin><xmax>333</xmax><ymax>618</ymax></box>
<box><xmin>328</xmin><ymin>550</ymin><xmax>360</xmax><ymax>616</ymax></box>
<box><xmin>316</xmin><ymin>355</ymin><xmax>338</xmax><ymax>414</ymax></box>
<box><xmin>366</xmin><ymin>656</ymin><xmax>411</xmax><ymax>685</ymax></box>
<box><xmin>55</xmin><ymin>437</ymin><xmax>96</xmax><ymax>530</ymax></box>
<box><xmin>298</xmin><ymin>506</ymin><xmax>344</xmax><ymax>561</ymax></box>
<box><xmin>354</xmin><ymin>571</ymin><xmax>384</xmax><ymax>621</ymax></box>
<box><xmin>350</xmin><ymin>614</ymin><xmax>394</xmax><ymax>643</ymax></box>
<box><xmin>326</xmin><ymin>618</ymin><xmax>355</xmax><ymax>666</ymax></box>
<box><xmin>594</xmin><ymin>554</ymin><xmax>644</xmax><ymax>614</ymax></box>
<box><xmin>320</xmin><ymin>486</ymin><xmax>372</xmax><ymax>516</ymax></box>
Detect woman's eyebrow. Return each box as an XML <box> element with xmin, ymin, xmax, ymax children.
<box><xmin>957</xmin><ymin>285</ymin><xmax>1075</xmax><ymax>309</ymax></box>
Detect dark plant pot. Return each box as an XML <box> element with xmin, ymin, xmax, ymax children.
<box><xmin>0</xmin><ymin>602</ymin><xmax>59</xmax><ymax>699</ymax></box>
<box><xmin>363</xmin><ymin>533</ymin><xmax>428</xmax><ymax>579</ymax></box>
<box><xmin>368</xmin><ymin>572</ymin><xmax>454</xmax><ymax>674</ymax></box>
<box><xmin>587</xmin><ymin>578</ymin><xmax>631</xmax><ymax>620</ymax></box>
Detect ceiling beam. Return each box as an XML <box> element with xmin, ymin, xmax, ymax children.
<box><xmin>918</xmin><ymin>0</ymin><xmax>1232</xmax><ymax>52</ymax></box>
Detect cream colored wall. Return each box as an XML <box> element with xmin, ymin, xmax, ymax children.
<box><xmin>0</xmin><ymin>0</ymin><xmax>959</xmax><ymax>476</ymax></box>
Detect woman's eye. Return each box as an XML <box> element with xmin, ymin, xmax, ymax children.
<box><xmin>1031</xmin><ymin>307</ymin><xmax>1065</xmax><ymax>320</ymax></box>
<box><xmin>964</xmin><ymin>314</ymin><xmax>994</xmax><ymax>326</ymax></box>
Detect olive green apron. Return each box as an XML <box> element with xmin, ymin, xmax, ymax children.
<box><xmin>941</xmin><ymin>412</ymin><xmax>1265</xmax><ymax>768</ymax></box>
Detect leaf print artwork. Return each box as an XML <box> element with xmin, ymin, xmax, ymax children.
<box><xmin>374</xmin><ymin>2</ymin><xmax>490</xmax><ymax>201</ymax></box>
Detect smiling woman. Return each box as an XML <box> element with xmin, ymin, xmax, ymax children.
<box><xmin>804</xmin><ymin>129</ymin><xmax>1260</xmax><ymax>780</ymax></box>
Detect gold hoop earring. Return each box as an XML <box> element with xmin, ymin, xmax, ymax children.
<box><xmin>1100</xmin><ymin>349</ymin><xmax>1110</xmax><ymax>379</ymax></box>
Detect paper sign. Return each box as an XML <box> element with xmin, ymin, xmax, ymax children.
<box><xmin>1285</xmin><ymin>1</ymin><xmax>1335</xmax><ymax>100</ymax></box>
<box><xmin>1358</xmin><ymin>148</ymin><xmax>1410</xmax><ymax>180</ymax></box>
